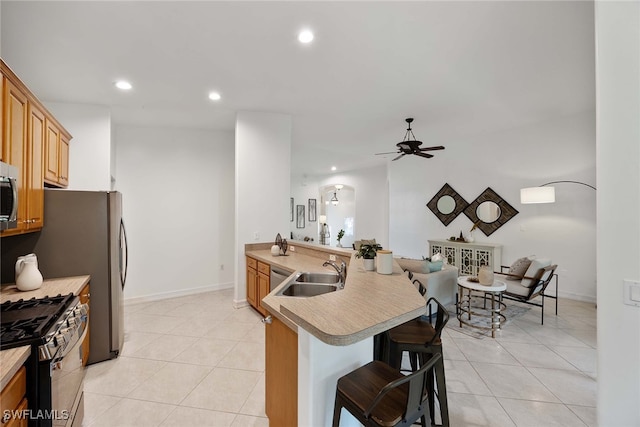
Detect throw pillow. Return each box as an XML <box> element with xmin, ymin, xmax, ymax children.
<box><xmin>521</xmin><ymin>258</ymin><xmax>552</xmax><ymax>288</ymax></box>
<box><xmin>426</xmin><ymin>260</ymin><xmax>444</xmax><ymax>272</ymax></box>
<box><xmin>431</xmin><ymin>252</ymin><xmax>448</xmax><ymax>264</ymax></box>
<box><xmin>508</xmin><ymin>257</ymin><xmax>533</xmax><ymax>279</ymax></box>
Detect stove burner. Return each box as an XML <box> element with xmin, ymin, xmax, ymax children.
<box><xmin>0</xmin><ymin>294</ymin><xmax>75</xmax><ymax>350</ymax></box>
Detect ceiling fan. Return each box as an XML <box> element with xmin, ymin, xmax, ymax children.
<box><xmin>376</xmin><ymin>118</ymin><xmax>445</xmax><ymax>161</ymax></box>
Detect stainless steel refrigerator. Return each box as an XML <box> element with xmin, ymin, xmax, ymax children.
<box><xmin>25</xmin><ymin>189</ymin><xmax>127</xmax><ymax>364</ymax></box>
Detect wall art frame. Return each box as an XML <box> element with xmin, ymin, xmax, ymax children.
<box><xmin>426</xmin><ymin>183</ymin><xmax>469</xmax><ymax>226</ymax></box>
<box><xmin>308</xmin><ymin>199</ymin><xmax>317</xmax><ymax>222</ymax></box>
<box><xmin>463</xmin><ymin>187</ymin><xmax>519</xmax><ymax>236</ymax></box>
<box><xmin>296</xmin><ymin>205</ymin><xmax>305</xmax><ymax>228</ymax></box>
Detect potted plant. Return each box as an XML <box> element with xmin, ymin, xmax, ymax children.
<box><xmin>355</xmin><ymin>243</ymin><xmax>382</xmax><ymax>271</ymax></box>
<box><xmin>336</xmin><ymin>229</ymin><xmax>345</xmax><ymax>247</ymax></box>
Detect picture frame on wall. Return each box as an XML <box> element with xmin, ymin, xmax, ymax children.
<box><xmin>308</xmin><ymin>199</ymin><xmax>317</xmax><ymax>222</ymax></box>
<box><xmin>290</xmin><ymin>198</ymin><xmax>294</xmax><ymax>222</ymax></box>
<box><xmin>296</xmin><ymin>205</ymin><xmax>305</xmax><ymax>228</ymax></box>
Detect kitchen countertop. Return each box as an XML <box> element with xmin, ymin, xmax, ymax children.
<box><xmin>0</xmin><ymin>275</ymin><xmax>91</xmax><ymax>389</ymax></box>
<box><xmin>0</xmin><ymin>345</ymin><xmax>30</xmax><ymax>390</ymax></box>
<box><xmin>251</xmin><ymin>242</ymin><xmax>425</xmax><ymax>346</ymax></box>
<box><xmin>0</xmin><ymin>275</ymin><xmax>90</xmax><ymax>303</ymax></box>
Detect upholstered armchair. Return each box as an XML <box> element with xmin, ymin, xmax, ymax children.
<box><xmin>495</xmin><ymin>257</ymin><xmax>559</xmax><ymax>324</ymax></box>
<box><xmin>395</xmin><ymin>258</ymin><xmax>458</xmax><ymax>307</ymax></box>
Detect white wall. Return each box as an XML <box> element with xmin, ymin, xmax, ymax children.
<box><xmin>298</xmin><ymin>164</ymin><xmax>389</xmax><ymax>249</ymax></box>
<box><xmin>44</xmin><ymin>102</ymin><xmax>112</xmax><ymax>191</ymax></box>
<box><xmin>115</xmin><ymin>125</ymin><xmax>235</xmax><ymax>301</ymax></box>
<box><xmin>289</xmin><ymin>176</ymin><xmax>322</xmax><ymax>243</ymax></box>
<box><xmin>595</xmin><ymin>2</ymin><xmax>640</xmax><ymax>425</ymax></box>
<box><xmin>389</xmin><ymin>111</ymin><xmax>596</xmax><ymax>301</ymax></box>
<box><xmin>235</xmin><ymin>112</ymin><xmax>291</xmax><ymax>305</ymax></box>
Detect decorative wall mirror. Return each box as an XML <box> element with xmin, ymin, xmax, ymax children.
<box><xmin>463</xmin><ymin>187</ymin><xmax>518</xmax><ymax>236</ymax></box>
<box><xmin>427</xmin><ymin>183</ymin><xmax>469</xmax><ymax>226</ymax></box>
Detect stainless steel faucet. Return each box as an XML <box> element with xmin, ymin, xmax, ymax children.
<box><xmin>323</xmin><ymin>260</ymin><xmax>347</xmax><ymax>287</ymax></box>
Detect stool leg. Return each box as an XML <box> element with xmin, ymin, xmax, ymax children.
<box><xmin>332</xmin><ymin>393</ymin><xmax>343</xmax><ymax>427</ymax></box>
<box><xmin>434</xmin><ymin>355</ymin><xmax>450</xmax><ymax>427</ymax></box>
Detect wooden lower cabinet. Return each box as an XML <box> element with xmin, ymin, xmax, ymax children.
<box><xmin>0</xmin><ymin>366</ymin><xmax>28</xmax><ymax>427</ymax></box>
<box><xmin>246</xmin><ymin>257</ymin><xmax>270</xmax><ymax>316</ymax></box>
<box><xmin>265</xmin><ymin>314</ymin><xmax>297</xmax><ymax>427</ymax></box>
<box><xmin>79</xmin><ymin>283</ymin><xmax>90</xmax><ymax>366</ymax></box>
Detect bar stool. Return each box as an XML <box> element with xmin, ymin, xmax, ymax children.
<box><xmin>384</xmin><ymin>297</ymin><xmax>450</xmax><ymax>427</ymax></box>
<box><xmin>332</xmin><ymin>353</ymin><xmax>442</xmax><ymax>427</ymax></box>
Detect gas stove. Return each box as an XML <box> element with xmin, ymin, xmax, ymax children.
<box><xmin>0</xmin><ymin>293</ymin><xmax>88</xmax><ymax>427</ymax></box>
<box><xmin>1</xmin><ymin>294</ymin><xmax>76</xmax><ymax>350</ymax></box>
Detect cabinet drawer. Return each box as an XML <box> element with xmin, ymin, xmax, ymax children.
<box><xmin>257</xmin><ymin>261</ymin><xmax>270</xmax><ymax>276</ymax></box>
<box><xmin>0</xmin><ymin>366</ymin><xmax>26</xmax><ymax>415</ymax></box>
<box><xmin>246</xmin><ymin>257</ymin><xmax>257</xmax><ymax>270</ymax></box>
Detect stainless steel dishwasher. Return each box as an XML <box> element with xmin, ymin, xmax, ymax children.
<box><xmin>270</xmin><ymin>267</ymin><xmax>291</xmax><ymax>291</ymax></box>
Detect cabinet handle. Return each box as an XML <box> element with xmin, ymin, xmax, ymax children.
<box><xmin>261</xmin><ymin>316</ymin><xmax>272</xmax><ymax>325</ymax></box>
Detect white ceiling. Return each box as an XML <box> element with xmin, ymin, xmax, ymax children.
<box><xmin>0</xmin><ymin>1</ymin><xmax>595</xmax><ymax>176</ymax></box>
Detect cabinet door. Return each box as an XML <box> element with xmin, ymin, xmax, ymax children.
<box><xmin>27</xmin><ymin>103</ymin><xmax>44</xmax><ymax>229</ymax></box>
<box><xmin>3</xmin><ymin>79</ymin><xmax>28</xmax><ymax>232</ymax></box>
<box><xmin>1</xmin><ymin>72</ymin><xmax>4</xmax><ymax>161</ymax></box>
<box><xmin>265</xmin><ymin>314</ymin><xmax>297</xmax><ymax>426</ymax></box>
<box><xmin>44</xmin><ymin>119</ymin><xmax>59</xmax><ymax>183</ymax></box>
<box><xmin>58</xmin><ymin>134</ymin><xmax>69</xmax><ymax>187</ymax></box>
<box><xmin>246</xmin><ymin>266</ymin><xmax>257</xmax><ymax>308</ymax></box>
<box><xmin>257</xmin><ymin>272</ymin><xmax>270</xmax><ymax>316</ymax></box>
<box><xmin>459</xmin><ymin>247</ymin><xmax>475</xmax><ymax>276</ymax></box>
<box><xmin>79</xmin><ymin>284</ymin><xmax>90</xmax><ymax>366</ymax></box>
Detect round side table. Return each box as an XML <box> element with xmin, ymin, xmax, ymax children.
<box><xmin>456</xmin><ymin>277</ymin><xmax>507</xmax><ymax>338</ymax></box>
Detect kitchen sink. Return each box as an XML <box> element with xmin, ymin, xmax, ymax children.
<box><xmin>279</xmin><ymin>283</ymin><xmax>338</xmax><ymax>297</ymax></box>
<box><xmin>294</xmin><ymin>272</ymin><xmax>341</xmax><ymax>284</ymax></box>
<box><xmin>276</xmin><ymin>271</ymin><xmax>344</xmax><ymax>298</ymax></box>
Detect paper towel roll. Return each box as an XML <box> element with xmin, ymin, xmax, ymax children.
<box><xmin>377</xmin><ymin>250</ymin><xmax>393</xmax><ymax>275</ymax></box>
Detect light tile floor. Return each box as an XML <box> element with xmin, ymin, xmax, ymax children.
<box><xmin>82</xmin><ymin>290</ymin><xmax>597</xmax><ymax>426</ymax></box>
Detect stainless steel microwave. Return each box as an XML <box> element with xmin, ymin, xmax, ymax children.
<box><xmin>0</xmin><ymin>161</ymin><xmax>18</xmax><ymax>230</ymax></box>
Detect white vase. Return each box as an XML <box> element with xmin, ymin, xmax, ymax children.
<box><xmin>16</xmin><ymin>257</ymin><xmax>43</xmax><ymax>291</ymax></box>
<box><xmin>271</xmin><ymin>245</ymin><xmax>280</xmax><ymax>256</ymax></box>
<box><xmin>478</xmin><ymin>265</ymin><xmax>494</xmax><ymax>286</ymax></box>
<box><xmin>363</xmin><ymin>258</ymin><xmax>375</xmax><ymax>271</ymax></box>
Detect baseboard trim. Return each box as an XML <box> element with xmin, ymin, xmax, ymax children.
<box><xmin>556</xmin><ymin>290</ymin><xmax>597</xmax><ymax>304</ymax></box>
<box><xmin>233</xmin><ymin>299</ymin><xmax>250</xmax><ymax>309</ymax></box>
<box><xmin>125</xmin><ymin>282</ymin><xmax>234</xmax><ymax>305</ymax></box>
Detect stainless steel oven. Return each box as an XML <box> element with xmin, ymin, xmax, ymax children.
<box><xmin>0</xmin><ymin>161</ymin><xmax>19</xmax><ymax>230</ymax></box>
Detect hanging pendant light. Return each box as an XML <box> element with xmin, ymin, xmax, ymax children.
<box><xmin>330</xmin><ymin>192</ymin><xmax>339</xmax><ymax>206</ymax></box>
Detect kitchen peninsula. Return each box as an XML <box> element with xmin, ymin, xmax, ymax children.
<box><xmin>246</xmin><ymin>242</ymin><xmax>425</xmax><ymax>426</ymax></box>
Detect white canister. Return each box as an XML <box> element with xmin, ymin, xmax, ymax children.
<box><xmin>376</xmin><ymin>250</ymin><xmax>393</xmax><ymax>275</ymax></box>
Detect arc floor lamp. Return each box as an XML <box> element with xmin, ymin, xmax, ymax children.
<box><xmin>520</xmin><ymin>180</ymin><xmax>597</xmax><ymax>204</ymax></box>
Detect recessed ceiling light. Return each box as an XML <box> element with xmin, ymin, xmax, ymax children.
<box><xmin>331</xmin><ymin>166</ymin><xmax>337</xmax><ymax>171</ymax></box>
<box><xmin>298</xmin><ymin>30</ymin><xmax>314</xmax><ymax>44</ymax></box>
<box><xmin>115</xmin><ymin>80</ymin><xmax>132</xmax><ymax>90</ymax></box>
<box><xmin>208</xmin><ymin>92</ymin><xmax>221</xmax><ymax>101</ymax></box>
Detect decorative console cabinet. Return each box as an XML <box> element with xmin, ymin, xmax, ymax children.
<box><xmin>429</xmin><ymin>239</ymin><xmax>502</xmax><ymax>276</ymax></box>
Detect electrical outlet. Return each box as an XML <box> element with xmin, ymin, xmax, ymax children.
<box><xmin>254</xmin><ymin>232</ymin><xmax>259</xmax><ymax>240</ymax></box>
<box><xmin>329</xmin><ymin>254</ymin><xmax>336</xmax><ymax>261</ymax></box>
<box><xmin>220</xmin><ymin>264</ymin><xmax>224</xmax><ymax>270</ymax></box>
<box><xmin>290</xmin><ymin>245</ymin><xmax>295</xmax><ymax>252</ymax></box>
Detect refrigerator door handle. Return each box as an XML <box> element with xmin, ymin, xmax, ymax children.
<box><xmin>119</xmin><ymin>219</ymin><xmax>128</xmax><ymax>289</ymax></box>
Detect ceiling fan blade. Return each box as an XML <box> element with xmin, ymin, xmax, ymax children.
<box><xmin>375</xmin><ymin>151</ymin><xmax>400</xmax><ymax>155</ymax></box>
<box><xmin>415</xmin><ymin>152</ymin><xmax>434</xmax><ymax>159</ymax></box>
<box><xmin>392</xmin><ymin>153</ymin><xmax>406</xmax><ymax>161</ymax></box>
<box><xmin>419</xmin><ymin>146</ymin><xmax>445</xmax><ymax>151</ymax></box>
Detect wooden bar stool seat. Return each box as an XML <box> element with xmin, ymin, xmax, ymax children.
<box><xmin>332</xmin><ymin>354</ymin><xmax>442</xmax><ymax>427</ymax></box>
<box><xmin>384</xmin><ymin>297</ymin><xmax>450</xmax><ymax>427</ymax></box>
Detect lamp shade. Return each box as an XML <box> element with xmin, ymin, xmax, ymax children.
<box><xmin>520</xmin><ymin>187</ymin><xmax>555</xmax><ymax>204</ymax></box>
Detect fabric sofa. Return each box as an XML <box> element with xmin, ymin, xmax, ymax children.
<box><xmin>395</xmin><ymin>258</ymin><xmax>458</xmax><ymax>307</ymax></box>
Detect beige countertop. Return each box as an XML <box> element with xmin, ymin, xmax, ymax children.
<box><xmin>1</xmin><ymin>275</ymin><xmax>90</xmax><ymax>303</ymax></box>
<box><xmin>0</xmin><ymin>345</ymin><xmax>30</xmax><ymax>390</ymax></box>
<box><xmin>251</xmin><ymin>242</ymin><xmax>425</xmax><ymax>346</ymax></box>
<box><xmin>0</xmin><ymin>275</ymin><xmax>91</xmax><ymax>389</ymax></box>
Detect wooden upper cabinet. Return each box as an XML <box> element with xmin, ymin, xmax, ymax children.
<box><xmin>3</xmin><ymin>78</ymin><xmax>28</xmax><ymax>232</ymax></box>
<box><xmin>0</xmin><ymin>70</ymin><xmax>4</xmax><ymax>161</ymax></box>
<box><xmin>1</xmin><ymin>59</ymin><xmax>72</xmax><ymax>236</ymax></box>
<box><xmin>27</xmin><ymin>104</ymin><xmax>45</xmax><ymax>229</ymax></box>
